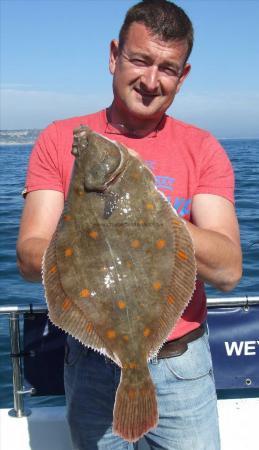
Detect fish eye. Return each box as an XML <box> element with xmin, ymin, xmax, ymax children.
<box><xmin>80</xmin><ymin>138</ymin><xmax>88</xmax><ymax>150</ymax></box>
<box><xmin>71</xmin><ymin>144</ymin><xmax>79</xmax><ymax>156</ymax></box>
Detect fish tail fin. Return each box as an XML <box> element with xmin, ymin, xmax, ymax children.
<box><xmin>113</xmin><ymin>368</ymin><xmax>158</xmax><ymax>442</ymax></box>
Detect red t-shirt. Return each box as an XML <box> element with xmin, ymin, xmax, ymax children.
<box><xmin>25</xmin><ymin>109</ymin><xmax>234</xmax><ymax>340</ymax></box>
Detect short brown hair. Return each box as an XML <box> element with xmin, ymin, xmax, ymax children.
<box><xmin>119</xmin><ymin>0</ymin><xmax>194</xmax><ymax>61</ymax></box>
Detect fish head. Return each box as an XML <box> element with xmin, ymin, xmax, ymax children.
<box><xmin>72</xmin><ymin>125</ymin><xmax>128</xmax><ymax>192</ymax></box>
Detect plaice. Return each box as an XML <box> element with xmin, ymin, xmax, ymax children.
<box><xmin>42</xmin><ymin>125</ymin><xmax>196</xmax><ymax>442</ymax></box>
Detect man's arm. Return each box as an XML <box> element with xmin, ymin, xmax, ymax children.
<box><xmin>184</xmin><ymin>194</ymin><xmax>242</xmax><ymax>292</ymax></box>
<box><xmin>16</xmin><ymin>190</ymin><xmax>64</xmax><ymax>282</ymax></box>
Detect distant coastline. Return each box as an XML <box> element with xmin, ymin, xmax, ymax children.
<box><xmin>0</xmin><ymin>129</ymin><xmax>258</xmax><ymax>146</ymax></box>
<box><xmin>0</xmin><ymin>129</ymin><xmax>41</xmax><ymax>146</ymax></box>
<box><xmin>0</xmin><ymin>141</ymin><xmax>38</xmax><ymax>146</ymax></box>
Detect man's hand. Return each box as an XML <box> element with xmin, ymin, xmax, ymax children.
<box><xmin>184</xmin><ymin>194</ymin><xmax>242</xmax><ymax>291</ymax></box>
<box><xmin>16</xmin><ymin>190</ymin><xmax>64</xmax><ymax>282</ymax></box>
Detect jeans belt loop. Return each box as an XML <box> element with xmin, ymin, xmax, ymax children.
<box><xmin>150</xmin><ymin>355</ymin><xmax>158</xmax><ymax>365</ymax></box>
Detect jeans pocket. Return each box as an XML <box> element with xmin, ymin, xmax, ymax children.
<box><xmin>64</xmin><ymin>335</ymin><xmax>85</xmax><ymax>367</ymax></box>
<box><xmin>164</xmin><ymin>334</ymin><xmax>213</xmax><ymax>380</ymax></box>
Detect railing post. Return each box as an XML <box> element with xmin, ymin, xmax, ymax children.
<box><xmin>8</xmin><ymin>312</ymin><xmax>31</xmax><ymax>418</ymax></box>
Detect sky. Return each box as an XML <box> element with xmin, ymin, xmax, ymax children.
<box><xmin>1</xmin><ymin>0</ymin><xmax>259</xmax><ymax>138</ymax></box>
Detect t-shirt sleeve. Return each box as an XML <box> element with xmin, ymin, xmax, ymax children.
<box><xmin>195</xmin><ymin>134</ymin><xmax>235</xmax><ymax>204</ymax></box>
<box><xmin>23</xmin><ymin>122</ymin><xmax>63</xmax><ymax>196</ymax></box>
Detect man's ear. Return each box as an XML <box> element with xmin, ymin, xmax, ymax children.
<box><xmin>109</xmin><ymin>39</ymin><xmax>119</xmax><ymax>75</ymax></box>
<box><xmin>176</xmin><ymin>63</ymin><xmax>191</xmax><ymax>94</ymax></box>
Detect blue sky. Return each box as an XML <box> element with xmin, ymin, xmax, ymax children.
<box><xmin>1</xmin><ymin>0</ymin><xmax>259</xmax><ymax>138</ymax></box>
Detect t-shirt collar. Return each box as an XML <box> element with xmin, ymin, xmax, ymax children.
<box><xmin>103</xmin><ymin>109</ymin><xmax>166</xmax><ymax>139</ymax></box>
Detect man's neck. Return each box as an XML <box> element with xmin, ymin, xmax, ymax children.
<box><xmin>107</xmin><ymin>104</ymin><xmax>165</xmax><ymax>138</ymax></box>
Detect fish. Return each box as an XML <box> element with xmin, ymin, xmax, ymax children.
<box><xmin>42</xmin><ymin>125</ymin><xmax>196</xmax><ymax>442</ymax></box>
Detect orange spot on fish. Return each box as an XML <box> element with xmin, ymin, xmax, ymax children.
<box><xmin>129</xmin><ymin>361</ymin><xmax>138</xmax><ymax>369</ymax></box>
<box><xmin>86</xmin><ymin>322</ymin><xmax>94</xmax><ymax>333</ymax></box>
<box><xmin>49</xmin><ymin>265</ymin><xmax>57</xmax><ymax>274</ymax></box>
<box><xmin>153</xmin><ymin>281</ymin><xmax>161</xmax><ymax>291</ymax></box>
<box><xmin>75</xmin><ymin>187</ymin><xmax>84</xmax><ymax>196</ymax></box>
<box><xmin>80</xmin><ymin>288</ymin><xmax>90</xmax><ymax>298</ymax></box>
<box><xmin>107</xmin><ymin>329</ymin><xmax>116</xmax><ymax>339</ymax></box>
<box><xmin>126</xmin><ymin>261</ymin><xmax>133</xmax><ymax>268</ymax></box>
<box><xmin>143</xmin><ymin>327</ymin><xmax>151</xmax><ymax>337</ymax></box>
<box><xmin>128</xmin><ymin>388</ymin><xmax>137</xmax><ymax>399</ymax></box>
<box><xmin>88</xmin><ymin>230</ymin><xmax>98</xmax><ymax>239</ymax></box>
<box><xmin>140</xmin><ymin>387</ymin><xmax>148</xmax><ymax>397</ymax></box>
<box><xmin>117</xmin><ymin>300</ymin><xmax>126</xmax><ymax>310</ymax></box>
<box><xmin>65</xmin><ymin>247</ymin><xmax>73</xmax><ymax>257</ymax></box>
<box><xmin>156</xmin><ymin>239</ymin><xmax>166</xmax><ymax>249</ymax></box>
<box><xmin>146</xmin><ymin>202</ymin><xmax>154</xmax><ymax>210</ymax></box>
<box><xmin>63</xmin><ymin>214</ymin><xmax>72</xmax><ymax>221</ymax></box>
<box><xmin>131</xmin><ymin>239</ymin><xmax>141</xmax><ymax>249</ymax></box>
<box><xmin>62</xmin><ymin>298</ymin><xmax>72</xmax><ymax>311</ymax></box>
<box><xmin>177</xmin><ymin>250</ymin><xmax>188</xmax><ymax>261</ymax></box>
<box><xmin>122</xmin><ymin>335</ymin><xmax>129</xmax><ymax>342</ymax></box>
<box><xmin>172</xmin><ymin>218</ymin><xmax>181</xmax><ymax>226</ymax></box>
<box><xmin>167</xmin><ymin>295</ymin><xmax>175</xmax><ymax>305</ymax></box>
<box><xmin>138</xmin><ymin>219</ymin><xmax>145</xmax><ymax>225</ymax></box>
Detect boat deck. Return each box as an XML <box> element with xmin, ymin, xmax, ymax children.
<box><xmin>1</xmin><ymin>398</ymin><xmax>259</xmax><ymax>450</ymax></box>
<box><xmin>1</xmin><ymin>297</ymin><xmax>259</xmax><ymax>449</ymax></box>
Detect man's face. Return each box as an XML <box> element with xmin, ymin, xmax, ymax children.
<box><xmin>109</xmin><ymin>22</ymin><xmax>191</xmax><ymax>125</ymax></box>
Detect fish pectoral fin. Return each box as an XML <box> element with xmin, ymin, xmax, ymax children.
<box><xmin>113</xmin><ymin>367</ymin><xmax>158</xmax><ymax>442</ymax></box>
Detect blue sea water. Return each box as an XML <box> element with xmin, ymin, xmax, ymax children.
<box><xmin>0</xmin><ymin>139</ymin><xmax>259</xmax><ymax>408</ymax></box>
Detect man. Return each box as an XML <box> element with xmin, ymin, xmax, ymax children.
<box><xmin>17</xmin><ymin>1</ymin><xmax>242</xmax><ymax>449</ymax></box>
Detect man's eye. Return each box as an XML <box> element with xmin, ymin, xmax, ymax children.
<box><xmin>130</xmin><ymin>58</ymin><xmax>147</xmax><ymax>67</ymax></box>
<box><xmin>162</xmin><ymin>67</ymin><xmax>180</xmax><ymax>77</ymax></box>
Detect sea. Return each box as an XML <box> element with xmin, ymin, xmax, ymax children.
<box><xmin>0</xmin><ymin>138</ymin><xmax>259</xmax><ymax>409</ymax></box>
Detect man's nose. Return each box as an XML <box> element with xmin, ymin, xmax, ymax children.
<box><xmin>140</xmin><ymin>66</ymin><xmax>159</xmax><ymax>92</ymax></box>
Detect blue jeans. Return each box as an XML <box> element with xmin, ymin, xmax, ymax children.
<box><xmin>64</xmin><ymin>332</ymin><xmax>220</xmax><ymax>450</ymax></box>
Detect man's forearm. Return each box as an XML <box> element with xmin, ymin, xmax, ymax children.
<box><xmin>16</xmin><ymin>219</ymin><xmax>242</xmax><ymax>290</ymax></box>
<box><xmin>17</xmin><ymin>237</ymin><xmax>50</xmax><ymax>282</ymax></box>
<box><xmin>184</xmin><ymin>221</ymin><xmax>242</xmax><ymax>291</ymax></box>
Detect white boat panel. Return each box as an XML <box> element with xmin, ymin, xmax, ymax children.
<box><xmin>218</xmin><ymin>398</ymin><xmax>259</xmax><ymax>450</ymax></box>
<box><xmin>0</xmin><ymin>407</ymin><xmax>73</xmax><ymax>450</ymax></box>
<box><xmin>0</xmin><ymin>399</ymin><xmax>259</xmax><ymax>450</ymax></box>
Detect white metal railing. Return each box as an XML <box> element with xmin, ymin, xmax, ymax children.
<box><xmin>1</xmin><ymin>296</ymin><xmax>259</xmax><ymax>418</ymax></box>
<box><xmin>206</xmin><ymin>296</ymin><xmax>259</xmax><ymax>307</ymax></box>
<box><xmin>1</xmin><ymin>296</ymin><xmax>259</xmax><ymax>316</ymax></box>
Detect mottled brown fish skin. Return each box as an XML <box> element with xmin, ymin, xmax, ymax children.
<box><xmin>42</xmin><ymin>125</ymin><xmax>196</xmax><ymax>442</ymax></box>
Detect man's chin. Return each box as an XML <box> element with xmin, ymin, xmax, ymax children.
<box><xmin>127</xmin><ymin>103</ymin><xmax>163</xmax><ymax>121</ymax></box>
<box><xmin>132</xmin><ymin>111</ymin><xmax>164</xmax><ymax>125</ymax></box>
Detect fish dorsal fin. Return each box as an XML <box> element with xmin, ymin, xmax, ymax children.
<box><xmin>145</xmin><ymin>196</ymin><xmax>196</xmax><ymax>357</ymax></box>
<box><xmin>42</xmin><ymin>230</ymin><xmax>115</xmax><ymax>360</ymax></box>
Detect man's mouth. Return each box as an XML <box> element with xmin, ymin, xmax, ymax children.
<box><xmin>134</xmin><ymin>87</ymin><xmax>159</xmax><ymax>98</ymax></box>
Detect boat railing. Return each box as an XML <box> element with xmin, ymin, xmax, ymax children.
<box><xmin>1</xmin><ymin>296</ymin><xmax>259</xmax><ymax>419</ymax></box>
<box><xmin>0</xmin><ymin>304</ymin><xmax>47</xmax><ymax>418</ymax></box>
